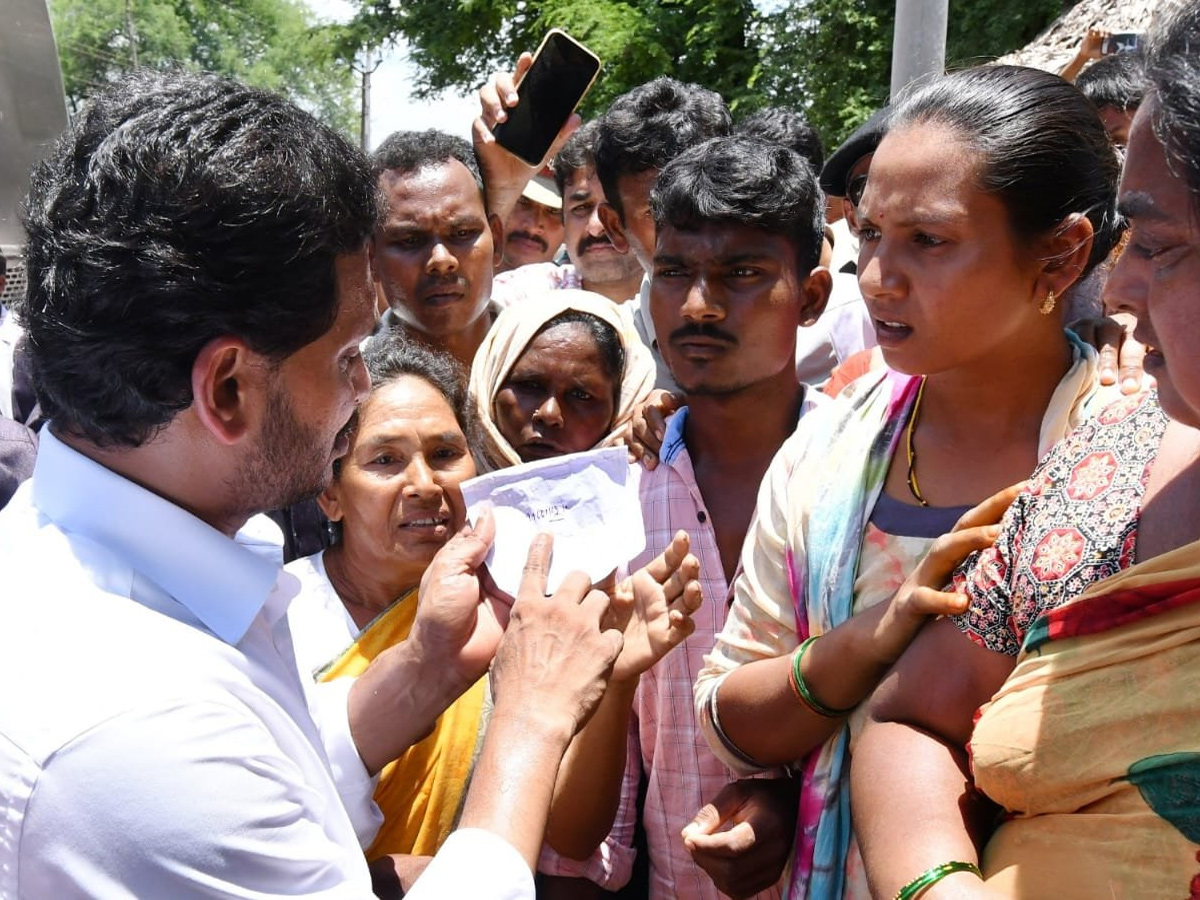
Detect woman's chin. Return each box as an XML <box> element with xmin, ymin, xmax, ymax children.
<box><xmin>1152</xmin><ymin>376</ymin><xmax>1200</xmax><ymax>430</ymax></box>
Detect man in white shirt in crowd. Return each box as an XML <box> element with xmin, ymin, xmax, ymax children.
<box><xmin>0</xmin><ymin>69</ymin><xmax>629</xmax><ymax>899</ymax></box>
<box><xmin>492</xmin><ymin>122</ymin><xmax>644</xmax><ymax>308</ymax></box>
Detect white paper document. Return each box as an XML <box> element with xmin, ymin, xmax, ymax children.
<box><xmin>460</xmin><ymin>446</ymin><xmax>646</xmax><ymax>597</ymax></box>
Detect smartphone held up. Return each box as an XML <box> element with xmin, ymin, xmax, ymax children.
<box><xmin>1101</xmin><ymin>32</ymin><xmax>1142</xmax><ymax>55</ymax></box>
<box><xmin>492</xmin><ymin>30</ymin><xmax>601</xmax><ymax>166</ymax></box>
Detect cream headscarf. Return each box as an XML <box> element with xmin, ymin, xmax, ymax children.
<box><xmin>469</xmin><ymin>289</ymin><xmax>657</xmax><ymax>472</ymax></box>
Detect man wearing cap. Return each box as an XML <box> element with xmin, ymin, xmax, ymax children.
<box><xmin>498</xmin><ymin>169</ymin><xmax>565</xmax><ymax>273</ymax></box>
<box><xmin>819</xmin><ymin>106</ymin><xmax>888</xmax><ymax>277</ymax></box>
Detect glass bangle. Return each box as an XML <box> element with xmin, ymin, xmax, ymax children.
<box><xmin>894</xmin><ymin>860</ymin><xmax>983</xmax><ymax>900</ymax></box>
<box><xmin>789</xmin><ymin>636</ymin><xmax>857</xmax><ymax>718</ymax></box>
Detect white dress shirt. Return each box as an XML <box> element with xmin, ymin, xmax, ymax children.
<box><xmin>0</xmin><ymin>429</ymin><xmax>532</xmax><ymax>899</ymax></box>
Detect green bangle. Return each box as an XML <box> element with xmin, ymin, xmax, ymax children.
<box><xmin>790</xmin><ymin>636</ymin><xmax>857</xmax><ymax>718</ymax></box>
<box><xmin>894</xmin><ymin>861</ymin><xmax>983</xmax><ymax>900</ymax></box>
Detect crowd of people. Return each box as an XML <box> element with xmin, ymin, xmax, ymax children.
<box><xmin>0</xmin><ymin>4</ymin><xmax>1194</xmax><ymax>898</ymax></box>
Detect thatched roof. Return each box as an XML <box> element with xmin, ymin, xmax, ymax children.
<box><xmin>996</xmin><ymin>0</ymin><xmax>1167</xmax><ymax>71</ymax></box>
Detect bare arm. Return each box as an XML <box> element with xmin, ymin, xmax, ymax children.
<box><xmin>1059</xmin><ymin>27</ymin><xmax>1107</xmax><ymax>82</ymax></box>
<box><xmin>714</xmin><ymin>488</ymin><xmax>1018</xmax><ymax>767</ymax></box>
<box><xmin>544</xmin><ymin>680</ymin><xmax>639</xmax><ymax>858</ymax></box>
<box><xmin>475</xmin><ymin>54</ymin><xmax>578</xmax><ymax>223</ymax></box>
<box><xmin>455</xmin><ymin>536</ymin><xmax>623</xmax><ymax>870</ymax></box>
<box><xmin>368</xmin><ymin>855</ymin><xmax>431</xmax><ymax>898</ymax></box>
<box><xmin>851</xmin><ymin>618</ymin><xmax>1014</xmax><ymax>898</ymax></box>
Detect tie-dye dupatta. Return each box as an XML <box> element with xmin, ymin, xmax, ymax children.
<box><xmin>783</xmin><ymin>369</ymin><xmax>921</xmax><ymax>898</ymax></box>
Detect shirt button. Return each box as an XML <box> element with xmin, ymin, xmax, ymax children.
<box><xmin>697</xmin><ymin>511</ymin><xmax>707</xmax><ymax>523</ymax></box>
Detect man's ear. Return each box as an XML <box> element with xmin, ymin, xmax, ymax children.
<box><xmin>489</xmin><ymin>213</ymin><xmax>504</xmax><ymax>268</ymax></box>
<box><xmin>1034</xmin><ymin>213</ymin><xmax>1096</xmax><ymax>303</ymax></box>
<box><xmin>597</xmin><ymin>202</ymin><xmax>631</xmax><ymax>254</ymax></box>
<box><xmin>799</xmin><ymin>266</ymin><xmax>834</xmax><ymax>327</ymax></box>
<box><xmin>190</xmin><ymin>336</ymin><xmax>262</xmax><ymax>446</ymax></box>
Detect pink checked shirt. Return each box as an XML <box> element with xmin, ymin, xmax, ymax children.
<box><xmin>540</xmin><ymin>401</ymin><xmax>819</xmax><ymax>899</ymax></box>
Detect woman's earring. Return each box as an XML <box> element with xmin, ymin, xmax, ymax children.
<box><xmin>1039</xmin><ymin>289</ymin><xmax>1057</xmax><ymax>316</ymax></box>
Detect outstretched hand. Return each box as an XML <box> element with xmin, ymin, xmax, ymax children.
<box><xmin>872</xmin><ymin>482</ymin><xmax>1026</xmax><ymax>664</ymax></box>
<box><xmin>604</xmin><ymin>530</ymin><xmax>702</xmax><ymax>683</ymax></box>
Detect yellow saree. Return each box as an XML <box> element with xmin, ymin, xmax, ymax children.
<box><xmin>318</xmin><ymin>589</ymin><xmax>487</xmax><ymax>860</ymax></box>
<box><xmin>971</xmin><ymin>541</ymin><xmax>1200</xmax><ymax>899</ymax></box>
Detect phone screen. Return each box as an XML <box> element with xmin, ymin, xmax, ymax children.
<box><xmin>1102</xmin><ymin>32</ymin><xmax>1142</xmax><ymax>55</ymax></box>
<box><xmin>493</xmin><ymin>32</ymin><xmax>601</xmax><ymax>166</ymax></box>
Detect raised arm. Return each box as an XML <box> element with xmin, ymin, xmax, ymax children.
<box><xmin>475</xmin><ymin>54</ymin><xmax>579</xmax><ymax>223</ymax></box>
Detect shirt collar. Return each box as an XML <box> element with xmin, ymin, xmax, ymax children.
<box><xmin>33</xmin><ymin>428</ymin><xmax>281</xmax><ymax>644</ymax></box>
<box><xmin>660</xmin><ymin>405</ymin><xmax>690</xmax><ymax>466</ymax></box>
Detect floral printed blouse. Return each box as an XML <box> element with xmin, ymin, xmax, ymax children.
<box><xmin>952</xmin><ymin>391</ymin><xmax>1167</xmax><ymax>656</ymax></box>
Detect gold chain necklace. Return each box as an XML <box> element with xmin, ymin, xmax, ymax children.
<box><xmin>905</xmin><ymin>376</ymin><xmax>930</xmax><ymax>507</ymax></box>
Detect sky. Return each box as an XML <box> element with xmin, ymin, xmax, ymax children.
<box><xmin>305</xmin><ymin>0</ymin><xmax>478</xmax><ymax>148</ymax></box>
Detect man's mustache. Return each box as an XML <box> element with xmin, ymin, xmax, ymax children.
<box><xmin>668</xmin><ymin>322</ymin><xmax>739</xmax><ymax>345</ymax></box>
<box><xmin>508</xmin><ymin>230</ymin><xmax>548</xmax><ymax>251</ymax></box>
<box><xmin>577</xmin><ymin>234</ymin><xmax>615</xmax><ymax>255</ymax></box>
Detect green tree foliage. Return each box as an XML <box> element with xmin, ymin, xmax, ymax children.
<box><xmin>50</xmin><ymin>0</ymin><xmax>357</xmax><ymax>134</ymax></box>
<box><xmin>340</xmin><ymin>0</ymin><xmax>762</xmax><ymax>117</ymax></box>
<box><xmin>757</xmin><ymin>0</ymin><xmax>1065</xmax><ymax>145</ymax></box>
<box><xmin>341</xmin><ymin>0</ymin><xmax>1067</xmax><ymax>148</ymax></box>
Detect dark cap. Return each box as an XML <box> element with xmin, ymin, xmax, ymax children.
<box><xmin>819</xmin><ymin>106</ymin><xmax>889</xmax><ymax>197</ymax></box>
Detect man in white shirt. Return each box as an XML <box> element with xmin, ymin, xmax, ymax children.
<box><xmin>0</xmin><ymin>68</ymin><xmax>628</xmax><ymax>899</ymax></box>
<box><xmin>492</xmin><ymin>122</ymin><xmax>644</xmax><ymax>309</ymax></box>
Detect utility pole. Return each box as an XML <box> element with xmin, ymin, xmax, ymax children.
<box><xmin>890</xmin><ymin>0</ymin><xmax>947</xmax><ymax>98</ymax></box>
<box><xmin>352</xmin><ymin>47</ymin><xmax>383</xmax><ymax>152</ymax></box>
<box><xmin>125</xmin><ymin>0</ymin><xmax>139</xmax><ymax>67</ymax></box>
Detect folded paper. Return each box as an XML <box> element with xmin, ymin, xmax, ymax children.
<box><xmin>461</xmin><ymin>446</ymin><xmax>645</xmax><ymax>597</ymax></box>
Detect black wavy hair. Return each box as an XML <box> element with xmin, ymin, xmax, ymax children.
<box><xmin>736</xmin><ymin>106</ymin><xmax>825</xmax><ymax>173</ymax></box>
<box><xmin>1077</xmin><ymin>52</ymin><xmax>1145</xmax><ymax>112</ymax></box>
<box><xmin>22</xmin><ymin>68</ymin><xmax>379</xmax><ymax>448</ymax></box>
<box><xmin>373</xmin><ymin>129</ymin><xmax>487</xmax><ymax>212</ymax></box>
<box><xmin>552</xmin><ymin>120</ymin><xmax>600</xmax><ymax>198</ymax></box>
<box><xmin>593</xmin><ymin>77</ymin><xmax>731</xmax><ymax>222</ymax></box>
<box><xmin>651</xmin><ymin>135</ymin><xmax>825</xmax><ymax>274</ymax></box>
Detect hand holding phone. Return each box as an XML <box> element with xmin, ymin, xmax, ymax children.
<box><xmin>474</xmin><ymin>33</ymin><xmax>599</xmax><ymax>222</ymax></box>
<box><xmin>1102</xmin><ymin>32</ymin><xmax>1142</xmax><ymax>55</ymax></box>
<box><xmin>491</xmin><ymin>30</ymin><xmax>601</xmax><ymax>166</ymax></box>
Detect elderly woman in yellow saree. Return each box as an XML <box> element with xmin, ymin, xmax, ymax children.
<box><xmin>286</xmin><ymin>329</ymin><xmax>700</xmax><ymax>885</ymax></box>
<box><xmin>852</xmin><ymin>7</ymin><xmax>1200</xmax><ymax>898</ymax></box>
<box><xmin>286</xmin><ymin>335</ymin><xmax>487</xmax><ymax>864</ymax></box>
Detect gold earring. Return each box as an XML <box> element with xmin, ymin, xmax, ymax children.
<box><xmin>1039</xmin><ymin>289</ymin><xmax>1057</xmax><ymax>316</ymax></box>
